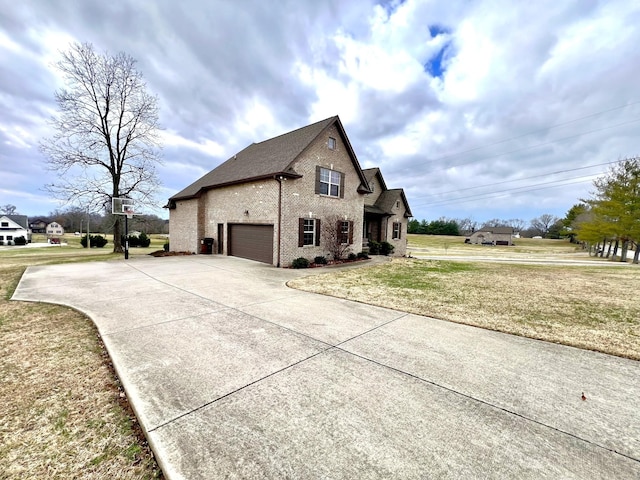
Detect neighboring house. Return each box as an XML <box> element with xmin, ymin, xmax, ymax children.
<box><xmin>362</xmin><ymin>168</ymin><xmax>412</xmax><ymax>256</ymax></box>
<box><xmin>467</xmin><ymin>227</ymin><xmax>514</xmax><ymax>245</ymax></box>
<box><xmin>29</xmin><ymin>219</ymin><xmax>47</xmax><ymax>233</ymax></box>
<box><xmin>46</xmin><ymin>222</ymin><xmax>65</xmax><ymax>237</ymax></box>
<box><xmin>167</xmin><ymin>116</ymin><xmax>412</xmax><ymax>266</ymax></box>
<box><xmin>0</xmin><ymin>215</ymin><xmax>30</xmax><ymax>245</ymax></box>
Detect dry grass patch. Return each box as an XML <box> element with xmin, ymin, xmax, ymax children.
<box><xmin>0</xmin><ymin>258</ymin><xmax>162</xmax><ymax>478</ymax></box>
<box><xmin>288</xmin><ymin>258</ymin><xmax>640</xmax><ymax>360</ymax></box>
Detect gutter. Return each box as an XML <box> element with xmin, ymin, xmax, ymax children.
<box><xmin>275</xmin><ymin>175</ymin><xmax>283</xmax><ymax>267</ymax></box>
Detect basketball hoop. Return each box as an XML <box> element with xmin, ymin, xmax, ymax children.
<box><xmin>112</xmin><ymin>197</ymin><xmax>137</xmax><ymax>260</ymax></box>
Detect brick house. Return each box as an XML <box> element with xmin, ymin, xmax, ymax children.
<box><xmin>467</xmin><ymin>227</ymin><xmax>514</xmax><ymax>246</ymax></box>
<box><xmin>166</xmin><ymin>116</ymin><xmax>412</xmax><ymax>266</ymax></box>
<box><xmin>363</xmin><ymin>168</ymin><xmax>412</xmax><ymax>256</ymax></box>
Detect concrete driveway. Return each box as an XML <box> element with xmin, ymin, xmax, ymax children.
<box><xmin>13</xmin><ymin>255</ymin><xmax>640</xmax><ymax>479</ymax></box>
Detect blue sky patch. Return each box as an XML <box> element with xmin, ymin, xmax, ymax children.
<box><xmin>377</xmin><ymin>0</ymin><xmax>407</xmax><ymax>16</ymax></box>
<box><xmin>428</xmin><ymin>24</ymin><xmax>451</xmax><ymax>38</ymax></box>
<box><xmin>425</xmin><ymin>42</ymin><xmax>452</xmax><ymax>78</ymax></box>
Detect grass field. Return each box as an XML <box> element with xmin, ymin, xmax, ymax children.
<box><xmin>405</xmin><ymin>234</ymin><xmax>593</xmax><ymax>258</ymax></box>
<box><xmin>289</xmin><ymin>237</ymin><xmax>640</xmax><ymax>360</ymax></box>
<box><xmin>0</xmin><ymin>234</ymin><xmax>164</xmax><ymax>479</ymax></box>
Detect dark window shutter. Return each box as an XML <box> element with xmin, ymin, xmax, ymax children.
<box><xmin>315</xmin><ymin>166</ymin><xmax>321</xmax><ymax>194</ymax></box>
<box><xmin>349</xmin><ymin>221</ymin><xmax>354</xmax><ymax>244</ymax></box>
<box><xmin>339</xmin><ymin>172</ymin><xmax>345</xmax><ymax>198</ymax></box>
<box><xmin>315</xmin><ymin>219</ymin><xmax>321</xmax><ymax>246</ymax></box>
<box><xmin>298</xmin><ymin>218</ymin><xmax>304</xmax><ymax>247</ymax></box>
<box><xmin>398</xmin><ymin>222</ymin><xmax>402</xmax><ymax>239</ymax></box>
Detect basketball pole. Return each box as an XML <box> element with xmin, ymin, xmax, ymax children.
<box><xmin>125</xmin><ymin>214</ymin><xmax>129</xmax><ymax>260</ymax></box>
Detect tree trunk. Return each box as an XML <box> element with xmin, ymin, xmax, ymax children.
<box><xmin>611</xmin><ymin>239</ymin><xmax>619</xmax><ymax>260</ymax></box>
<box><xmin>633</xmin><ymin>243</ymin><xmax>640</xmax><ymax>264</ymax></box>
<box><xmin>604</xmin><ymin>239</ymin><xmax>612</xmax><ymax>258</ymax></box>
<box><xmin>112</xmin><ymin>215</ymin><xmax>123</xmax><ymax>253</ymax></box>
<box><xmin>620</xmin><ymin>240</ymin><xmax>628</xmax><ymax>262</ymax></box>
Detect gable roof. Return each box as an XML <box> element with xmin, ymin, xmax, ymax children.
<box><xmin>169</xmin><ymin>116</ymin><xmax>371</xmax><ymax>203</ymax></box>
<box><xmin>362</xmin><ymin>168</ymin><xmax>413</xmax><ymax>218</ymax></box>
<box><xmin>362</xmin><ymin>167</ymin><xmax>387</xmax><ymax>191</ymax></box>
<box><xmin>365</xmin><ymin>189</ymin><xmax>413</xmax><ymax>218</ymax></box>
<box><xmin>1</xmin><ymin>215</ymin><xmax>28</xmax><ymax>229</ymax></box>
<box><xmin>476</xmin><ymin>227</ymin><xmax>514</xmax><ymax>235</ymax></box>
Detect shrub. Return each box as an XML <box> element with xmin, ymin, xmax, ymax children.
<box><xmin>138</xmin><ymin>232</ymin><xmax>150</xmax><ymax>247</ymax></box>
<box><xmin>380</xmin><ymin>241</ymin><xmax>395</xmax><ymax>255</ymax></box>
<box><xmin>291</xmin><ymin>257</ymin><xmax>310</xmax><ymax>269</ymax></box>
<box><xmin>163</xmin><ymin>240</ymin><xmax>170</xmax><ymax>252</ymax></box>
<box><xmin>14</xmin><ymin>236</ymin><xmax>27</xmax><ymax>246</ymax></box>
<box><xmin>123</xmin><ymin>233</ymin><xmax>151</xmax><ymax>248</ymax></box>
<box><xmin>81</xmin><ymin>234</ymin><xmax>108</xmax><ymax>248</ymax></box>
<box><xmin>357</xmin><ymin>251</ymin><xmax>369</xmax><ymax>259</ymax></box>
<box><xmin>313</xmin><ymin>255</ymin><xmax>328</xmax><ymax>265</ymax></box>
<box><xmin>348</xmin><ymin>252</ymin><xmax>357</xmax><ymax>261</ymax></box>
<box><xmin>368</xmin><ymin>240</ymin><xmax>380</xmax><ymax>255</ymax></box>
<box><xmin>0</xmin><ymin>240</ymin><xmax>4</xmax><ymax>246</ymax></box>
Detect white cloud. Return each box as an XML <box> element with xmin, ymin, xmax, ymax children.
<box><xmin>2</xmin><ymin>0</ymin><xmax>640</xmax><ymax>223</ymax></box>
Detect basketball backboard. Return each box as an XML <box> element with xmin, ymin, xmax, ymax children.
<box><xmin>112</xmin><ymin>197</ymin><xmax>136</xmax><ymax>218</ymax></box>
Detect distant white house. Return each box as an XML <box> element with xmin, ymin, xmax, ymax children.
<box><xmin>46</xmin><ymin>222</ymin><xmax>65</xmax><ymax>237</ymax></box>
<box><xmin>0</xmin><ymin>215</ymin><xmax>30</xmax><ymax>245</ymax></box>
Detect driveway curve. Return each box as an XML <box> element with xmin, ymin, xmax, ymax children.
<box><xmin>13</xmin><ymin>255</ymin><xmax>640</xmax><ymax>479</ymax></box>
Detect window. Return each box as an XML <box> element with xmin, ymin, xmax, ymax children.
<box><xmin>316</xmin><ymin>167</ymin><xmax>343</xmax><ymax>198</ymax></box>
<box><xmin>299</xmin><ymin>218</ymin><xmax>321</xmax><ymax>247</ymax></box>
<box><xmin>328</xmin><ymin>137</ymin><xmax>336</xmax><ymax>150</ymax></box>
<box><xmin>1</xmin><ymin>222</ymin><xmax>8</xmax><ymax>227</ymax></box>
<box><xmin>340</xmin><ymin>221</ymin><xmax>349</xmax><ymax>244</ymax></box>
<box><xmin>303</xmin><ymin>219</ymin><xmax>315</xmax><ymax>246</ymax></box>
<box><xmin>392</xmin><ymin>222</ymin><xmax>401</xmax><ymax>240</ymax></box>
<box><xmin>7</xmin><ymin>235</ymin><xmax>13</xmax><ymax>241</ymax></box>
<box><xmin>0</xmin><ymin>236</ymin><xmax>4</xmax><ymax>240</ymax></box>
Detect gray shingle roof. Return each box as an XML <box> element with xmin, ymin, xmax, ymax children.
<box><xmin>372</xmin><ymin>189</ymin><xmax>413</xmax><ymax>217</ymax></box>
<box><xmin>478</xmin><ymin>227</ymin><xmax>514</xmax><ymax>234</ymax></box>
<box><xmin>362</xmin><ymin>168</ymin><xmax>412</xmax><ymax>218</ymax></box>
<box><xmin>362</xmin><ymin>167</ymin><xmax>388</xmax><ymax>191</ymax></box>
<box><xmin>170</xmin><ymin>116</ymin><xmax>370</xmax><ymax>202</ymax></box>
<box><xmin>3</xmin><ymin>215</ymin><xmax>29</xmax><ymax>229</ymax></box>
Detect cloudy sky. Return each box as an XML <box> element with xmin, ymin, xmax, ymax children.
<box><xmin>2</xmin><ymin>0</ymin><xmax>639</xmax><ymax>225</ymax></box>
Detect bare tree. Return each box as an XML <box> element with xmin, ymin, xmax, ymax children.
<box><xmin>506</xmin><ymin>218</ymin><xmax>526</xmax><ymax>233</ymax></box>
<box><xmin>321</xmin><ymin>214</ymin><xmax>354</xmax><ymax>260</ymax></box>
<box><xmin>40</xmin><ymin>42</ymin><xmax>162</xmax><ymax>253</ymax></box>
<box><xmin>481</xmin><ymin>218</ymin><xmax>511</xmax><ymax>228</ymax></box>
<box><xmin>530</xmin><ymin>214</ymin><xmax>560</xmax><ymax>238</ymax></box>
<box><xmin>454</xmin><ymin>217</ymin><xmax>478</xmax><ymax>235</ymax></box>
<box><xmin>0</xmin><ymin>204</ymin><xmax>18</xmax><ymax>215</ymax></box>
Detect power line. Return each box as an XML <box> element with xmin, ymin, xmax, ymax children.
<box><xmin>422</xmin><ymin>100</ymin><xmax>640</xmax><ymax>166</ymax></box>
<box><xmin>415</xmin><ymin>175</ymin><xmax>598</xmax><ymax>208</ymax></box>
<box><xmin>428</xmin><ymin>117</ymin><xmax>640</xmax><ymax>173</ymax></box>
<box><xmin>409</xmin><ymin>160</ymin><xmax>617</xmax><ymax>201</ymax></box>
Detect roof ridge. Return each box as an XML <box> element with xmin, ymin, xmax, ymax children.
<box><xmin>253</xmin><ymin>115</ymin><xmax>338</xmax><ymax>146</ymax></box>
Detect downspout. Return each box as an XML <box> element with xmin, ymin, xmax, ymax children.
<box><xmin>276</xmin><ymin>176</ymin><xmax>283</xmax><ymax>267</ymax></box>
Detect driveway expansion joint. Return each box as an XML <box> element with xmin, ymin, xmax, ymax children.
<box><xmin>338</xmin><ymin>348</ymin><xmax>640</xmax><ymax>465</ymax></box>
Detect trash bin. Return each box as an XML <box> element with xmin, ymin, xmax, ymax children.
<box><xmin>201</xmin><ymin>237</ymin><xmax>214</xmax><ymax>254</ymax></box>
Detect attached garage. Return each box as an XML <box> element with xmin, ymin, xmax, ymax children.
<box><xmin>228</xmin><ymin>224</ymin><xmax>274</xmax><ymax>264</ymax></box>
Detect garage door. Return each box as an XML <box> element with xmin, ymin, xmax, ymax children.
<box><xmin>228</xmin><ymin>224</ymin><xmax>274</xmax><ymax>264</ymax></box>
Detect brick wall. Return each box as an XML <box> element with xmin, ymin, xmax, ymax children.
<box><xmin>384</xmin><ymin>201</ymin><xmax>408</xmax><ymax>256</ymax></box>
<box><xmin>169</xmin><ymin>200</ymin><xmax>199</xmax><ymax>253</ymax></box>
<box><xmin>279</xmin><ymin>124</ymin><xmax>365</xmax><ymax>266</ymax></box>
<box><xmin>203</xmin><ymin>179</ymin><xmax>280</xmax><ymax>256</ymax></box>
